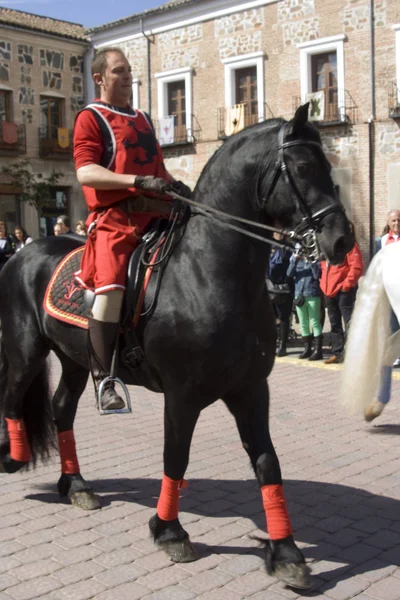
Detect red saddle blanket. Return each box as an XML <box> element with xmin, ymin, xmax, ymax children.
<box><xmin>44</xmin><ymin>245</ymin><xmax>159</xmax><ymax>330</ymax></box>
<box><xmin>44</xmin><ymin>247</ymin><xmax>88</xmax><ymax>329</ymax></box>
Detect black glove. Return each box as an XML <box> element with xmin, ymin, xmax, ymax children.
<box><xmin>134</xmin><ymin>175</ymin><xmax>172</xmax><ymax>194</ymax></box>
<box><xmin>171</xmin><ymin>180</ymin><xmax>192</xmax><ymax>199</ymax></box>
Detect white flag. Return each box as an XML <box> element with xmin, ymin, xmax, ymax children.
<box><xmin>158</xmin><ymin>116</ymin><xmax>175</xmax><ymax>146</ymax></box>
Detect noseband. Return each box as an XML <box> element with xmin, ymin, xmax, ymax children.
<box><xmin>262</xmin><ymin>123</ymin><xmax>344</xmax><ymax>261</ymax></box>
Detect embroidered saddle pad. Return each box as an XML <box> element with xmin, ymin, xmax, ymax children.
<box><xmin>44</xmin><ymin>247</ymin><xmax>89</xmax><ymax>329</ymax></box>
<box><xmin>44</xmin><ymin>243</ymin><xmax>162</xmax><ymax>330</ymax></box>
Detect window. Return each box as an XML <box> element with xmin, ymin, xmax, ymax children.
<box><xmin>40</xmin><ymin>96</ymin><xmax>63</xmax><ymax>139</ymax></box>
<box><xmin>155</xmin><ymin>67</ymin><xmax>193</xmax><ymax>145</ymax></box>
<box><xmin>0</xmin><ymin>90</ymin><xmax>11</xmax><ymax>122</ymax></box>
<box><xmin>311</xmin><ymin>52</ymin><xmax>338</xmax><ymax>120</ymax></box>
<box><xmin>223</xmin><ymin>52</ymin><xmax>265</xmax><ymax>124</ymax></box>
<box><xmin>235</xmin><ymin>66</ymin><xmax>258</xmax><ymax>127</ymax></box>
<box><xmin>299</xmin><ymin>35</ymin><xmax>346</xmax><ymax>122</ymax></box>
<box><xmin>167</xmin><ymin>80</ymin><xmax>186</xmax><ymax>142</ymax></box>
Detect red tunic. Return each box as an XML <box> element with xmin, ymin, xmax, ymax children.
<box><xmin>73</xmin><ymin>100</ymin><xmax>170</xmax><ymax>293</ymax></box>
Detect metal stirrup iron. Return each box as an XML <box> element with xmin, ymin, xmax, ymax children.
<box><xmin>97</xmin><ymin>376</ymin><xmax>132</xmax><ymax>415</ymax></box>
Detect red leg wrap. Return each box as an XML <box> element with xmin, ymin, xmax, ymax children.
<box><xmin>261</xmin><ymin>484</ymin><xmax>293</xmax><ymax>540</ymax></box>
<box><xmin>157</xmin><ymin>474</ymin><xmax>188</xmax><ymax>521</ymax></box>
<box><xmin>5</xmin><ymin>418</ymin><xmax>31</xmax><ymax>462</ymax></box>
<box><xmin>57</xmin><ymin>430</ymin><xmax>80</xmax><ymax>474</ymax></box>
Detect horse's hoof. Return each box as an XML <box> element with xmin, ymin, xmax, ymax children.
<box><xmin>158</xmin><ymin>538</ymin><xmax>199</xmax><ymax>563</ymax></box>
<box><xmin>69</xmin><ymin>490</ymin><xmax>101</xmax><ymax>510</ymax></box>
<box><xmin>0</xmin><ymin>462</ymin><xmax>5</xmax><ymax>473</ymax></box>
<box><xmin>273</xmin><ymin>561</ymin><xmax>313</xmax><ymax>590</ymax></box>
<box><xmin>1</xmin><ymin>456</ymin><xmax>28</xmax><ymax>474</ymax></box>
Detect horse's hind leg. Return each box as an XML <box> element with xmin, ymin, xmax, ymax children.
<box><xmin>53</xmin><ymin>350</ymin><xmax>100</xmax><ymax>510</ymax></box>
<box><xmin>149</xmin><ymin>391</ymin><xmax>200</xmax><ymax>563</ymax></box>
<box><xmin>224</xmin><ymin>379</ymin><xmax>312</xmax><ymax>590</ymax></box>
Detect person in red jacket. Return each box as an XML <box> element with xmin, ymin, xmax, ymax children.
<box><xmin>73</xmin><ymin>47</ymin><xmax>191</xmax><ymax>410</ymax></box>
<box><xmin>320</xmin><ymin>228</ymin><xmax>364</xmax><ymax>364</ymax></box>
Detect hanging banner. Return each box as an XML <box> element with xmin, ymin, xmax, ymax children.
<box><xmin>225</xmin><ymin>104</ymin><xmax>245</xmax><ymax>136</ymax></box>
<box><xmin>158</xmin><ymin>116</ymin><xmax>175</xmax><ymax>146</ymax></box>
<box><xmin>306</xmin><ymin>91</ymin><xmax>325</xmax><ymax>121</ymax></box>
<box><xmin>57</xmin><ymin>127</ymin><xmax>70</xmax><ymax>149</ymax></box>
<box><xmin>2</xmin><ymin>122</ymin><xmax>18</xmax><ymax>144</ymax></box>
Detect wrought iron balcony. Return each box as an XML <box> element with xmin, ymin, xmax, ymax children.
<box><xmin>0</xmin><ymin>122</ymin><xmax>26</xmax><ymax>156</ymax></box>
<box><xmin>157</xmin><ymin>115</ymin><xmax>201</xmax><ymax>147</ymax></box>
<box><xmin>388</xmin><ymin>82</ymin><xmax>400</xmax><ymax>119</ymax></box>
<box><xmin>218</xmin><ymin>103</ymin><xmax>274</xmax><ymax>139</ymax></box>
<box><xmin>39</xmin><ymin>126</ymin><xmax>73</xmax><ymax>158</ymax></box>
<box><xmin>293</xmin><ymin>89</ymin><xmax>358</xmax><ymax>126</ymax></box>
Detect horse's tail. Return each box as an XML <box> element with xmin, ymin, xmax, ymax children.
<box><xmin>0</xmin><ymin>326</ymin><xmax>56</xmax><ymax>467</ymax></box>
<box><xmin>340</xmin><ymin>250</ymin><xmax>391</xmax><ymax>415</ymax></box>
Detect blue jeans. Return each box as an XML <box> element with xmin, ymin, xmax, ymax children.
<box><xmin>379</xmin><ymin>311</ymin><xmax>399</xmax><ymax>405</ymax></box>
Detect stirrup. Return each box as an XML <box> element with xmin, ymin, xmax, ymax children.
<box><xmin>97</xmin><ymin>376</ymin><xmax>132</xmax><ymax>415</ymax></box>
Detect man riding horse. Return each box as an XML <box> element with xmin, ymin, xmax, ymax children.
<box><xmin>73</xmin><ymin>46</ymin><xmax>191</xmax><ymax>410</ymax></box>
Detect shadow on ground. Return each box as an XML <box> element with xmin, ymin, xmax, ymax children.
<box><xmin>26</xmin><ymin>476</ymin><xmax>400</xmax><ymax>595</ymax></box>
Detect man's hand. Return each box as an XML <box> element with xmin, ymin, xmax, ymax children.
<box><xmin>171</xmin><ymin>180</ymin><xmax>192</xmax><ymax>199</ymax></box>
<box><xmin>134</xmin><ymin>175</ymin><xmax>172</xmax><ymax>194</ymax></box>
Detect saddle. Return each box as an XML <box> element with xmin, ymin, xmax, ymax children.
<box><xmin>44</xmin><ymin>217</ymin><xmax>186</xmax><ymax>392</ymax></box>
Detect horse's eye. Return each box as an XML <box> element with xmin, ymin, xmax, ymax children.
<box><xmin>297</xmin><ymin>163</ymin><xmax>310</xmax><ymax>177</ymax></box>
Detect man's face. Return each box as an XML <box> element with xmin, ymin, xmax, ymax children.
<box><xmin>54</xmin><ymin>224</ymin><xmax>62</xmax><ymax>236</ymax></box>
<box><xmin>388</xmin><ymin>210</ymin><xmax>400</xmax><ymax>235</ymax></box>
<box><xmin>57</xmin><ymin>220</ymin><xmax>68</xmax><ymax>234</ymax></box>
<box><xmin>95</xmin><ymin>52</ymin><xmax>132</xmax><ymax>105</ymax></box>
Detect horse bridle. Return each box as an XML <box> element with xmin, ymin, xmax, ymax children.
<box><xmin>261</xmin><ymin>122</ymin><xmax>344</xmax><ymax>261</ymax></box>
<box><xmin>169</xmin><ymin>123</ymin><xmax>345</xmax><ymax>262</ymax></box>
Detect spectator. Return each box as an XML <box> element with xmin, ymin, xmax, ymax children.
<box><xmin>0</xmin><ymin>221</ymin><xmax>13</xmax><ymax>272</ymax></box>
<box><xmin>268</xmin><ymin>234</ymin><xmax>293</xmax><ymax>357</ymax></box>
<box><xmin>320</xmin><ymin>225</ymin><xmax>364</xmax><ymax>364</ymax></box>
<box><xmin>57</xmin><ymin>215</ymin><xmax>73</xmax><ymax>235</ymax></box>
<box><xmin>14</xmin><ymin>225</ymin><xmax>33</xmax><ymax>251</ymax></box>
<box><xmin>287</xmin><ymin>248</ymin><xmax>323</xmax><ymax>361</ymax></box>
<box><xmin>75</xmin><ymin>220</ymin><xmax>87</xmax><ymax>236</ymax></box>
<box><xmin>54</xmin><ymin>223</ymin><xmax>62</xmax><ymax>236</ymax></box>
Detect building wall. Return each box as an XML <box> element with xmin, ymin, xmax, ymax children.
<box><xmin>90</xmin><ymin>0</ymin><xmax>400</xmax><ymax>260</ymax></box>
<box><xmin>0</xmin><ymin>26</ymin><xmax>88</xmax><ymax>237</ymax></box>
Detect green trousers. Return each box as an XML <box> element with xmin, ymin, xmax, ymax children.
<box><xmin>296</xmin><ymin>296</ymin><xmax>322</xmax><ymax>337</ymax></box>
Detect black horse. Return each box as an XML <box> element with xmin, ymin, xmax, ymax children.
<box><xmin>0</xmin><ymin>105</ymin><xmax>353</xmax><ymax>589</ymax></box>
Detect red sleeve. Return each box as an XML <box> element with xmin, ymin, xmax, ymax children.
<box><xmin>342</xmin><ymin>243</ymin><xmax>364</xmax><ymax>290</ymax></box>
<box><xmin>73</xmin><ymin>110</ymin><xmax>104</xmax><ymax>170</ymax></box>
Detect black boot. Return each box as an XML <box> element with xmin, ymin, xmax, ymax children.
<box><xmin>276</xmin><ymin>322</ymin><xmax>288</xmax><ymax>357</ymax></box>
<box><xmin>87</xmin><ymin>317</ymin><xmax>125</xmax><ymax>410</ymax></box>
<box><xmin>298</xmin><ymin>335</ymin><xmax>312</xmax><ymax>359</ymax></box>
<box><xmin>309</xmin><ymin>335</ymin><xmax>323</xmax><ymax>361</ymax></box>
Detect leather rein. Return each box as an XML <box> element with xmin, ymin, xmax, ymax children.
<box><xmin>169</xmin><ymin>123</ymin><xmax>343</xmax><ymax>262</ymax></box>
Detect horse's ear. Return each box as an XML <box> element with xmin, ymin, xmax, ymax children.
<box><xmin>287</xmin><ymin>102</ymin><xmax>310</xmax><ymax>136</ymax></box>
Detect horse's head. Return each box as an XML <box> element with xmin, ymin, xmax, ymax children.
<box><xmin>259</xmin><ymin>104</ymin><xmax>354</xmax><ymax>264</ymax></box>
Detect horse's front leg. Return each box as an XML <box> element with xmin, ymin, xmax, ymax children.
<box><xmin>224</xmin><ymin>378</ymin><xmax>312</xmax><ymax>590</ymax></box>
<box><xmin>53</xmin><ymin>352</ymin><xmax>100</xmax><ymax>510</ymax></box>
<box><xmin>149</xmin><ymin>391</ymin><xmax>200</xmax><ymax>563</ymax></box>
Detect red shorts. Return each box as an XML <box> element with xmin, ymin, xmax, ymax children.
<box><xmin>75</xmin><ymin>207</ymin><xmax>153</xmax><ymax>294</ymax></box>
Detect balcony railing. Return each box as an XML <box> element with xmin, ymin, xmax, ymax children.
<box><xmin>388</xmin><ymin>82</ymin><xmax>400</xmax><ymax>119</ymax></box>
<box><xmin>0</xmin><ymin>122</ymin><xmax>26</xmax><ymax>155</ymax></box>
<box><xmin>217</xmin><ymin>103</ymin><xmax>274</xmax><ymax>139</ymax></box>
<box><xmin>39</xmin><ymin>126</ymin><xmax>73</xmax><ymax>158</ymax></box>
<box><xmin>293</xmin><ymin>89</ymin><xmax>358</xmax><ymax>126</ymax></box>
<box><xmin>158</xmin><ymin>115</ymin><xmax>201</xmax><ymax>147</ymax></box>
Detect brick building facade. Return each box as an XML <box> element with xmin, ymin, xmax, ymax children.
<box><xmin>88</xmin><ymin>0</ymin><xmax>400</xmax><ymax>259</ymax></box>
<box><xmin>0</xmin><ymin>8</ymin><xmax>88</xmax><ymax>238</ymax></box>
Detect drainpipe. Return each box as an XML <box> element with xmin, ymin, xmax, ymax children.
<box><xmin>140</xmin><ymin>18</ymin><xmax>152</xmax><ymax>117</ymax></box>
<box><xmin>368</xmin><ymin>0</ymin><xmax>376</xmax><ymax>261</ymax></box>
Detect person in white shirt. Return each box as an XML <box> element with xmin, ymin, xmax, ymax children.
<box><xmin>14</xmin><ymin>226</ymin><xmax>33</xmax><ymax>252</ymax></box>
<box><xmin>381</xmin><ymin>209</ymin><xmax>400</xmax><ymax>248</ymax></box>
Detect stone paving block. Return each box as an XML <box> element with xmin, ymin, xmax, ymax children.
<box><xmin>178</xmin><ymin>567</ymin><xmax>233</xmax><ymax>595</ymax></box>
<box><xmin>0</xmin><ymin>572</ymin><xmax>20</xmax><ymax>593</ymax></box>
<box><xmin>317</xmin><ymin>575</ymin><xmax>371</xmax><ymax>600</ymax></box>
<box><xmin>196</xmin><ymin>588</ymin><xmax>244</xmax><ymax>600</ymax></box>
<box><xmin>218</xmin><ymin>553</ymin><xmax>264</xmax><ymax>575</ymax></box>
<box><xmin>93</xmin><ymin>532</ymin><xmax>135</xmax><ymax>552</ymax></box>
<box><xmin>53</xmin><ymin>530</ymin><xmax>102</xmax><ymax>550</ymax></box>
<box><xmin>52</xmin><ymin>543</ymin><xmax>103</xmax><ymax>566</ymax></box>
<box><xmin>12</xmin><ymin>542</ymin><xmax>59</xmax><ymax>564</ymax></box>
<box><xmin>53</xmin><ymin>560</ymin><xmax>104</xmax><ymax>585</ymax></box>
<box><xmin>351</xmin><ymin>558</ymin><xmax>397</xmax><ymax>583</ymax></box>
<box><xmin>10</xmin><ymin>558</ymin><xmax>63</xmax><ymax>582</ymax></box>
<box><xmin>49</xmin><ymin>577</ymin><xmax>106</xmax><ymax>600</ymax></box>
<box><xmin>6</xmin><ymin>575</ymin><xmax>63</xmax><ymax>600</ymax></box>
<box><xmin>224</xmin><ymin>569</ymin><xmax>271</xmax><ymax>595</ymax></box>
<box><xmin>137</xmin><ymin>566</ymin><xmax>190</xmax><ymax>591</ymax></box>
<box><xmin>135</xmin><ymin>550</ymin><xmax>174</xmax><ymax>572</ymax></box>
<box><xmin>95</xmin><ymin>582</ymin><xmax>151</xmax><ymax>599</ymax></box>
<box><xmin>179</xmin><ymin>553</ymin><xmax>226</xmax><ymax>574</ymax></box>
<box><xmin>364</xmin><ymin>575</ymin><xmax>400</xmax><ymax>599</ymax></box>
<box><xmin>143</xmin><ymin>585</ymin><xmax>196</xmax><ymax>600</ymax></box>
<box><xmin>16</xmin><ymin>528</ymin><xmax>62</xmax><ymax>547</ymax></box>
<box><xmin>95</xmin><ymin>563</ymin><xmax>148</xmax><ymax>588</ymax></box>
<box><xmin>94</xmin><ymin>546</ymin><xmax>144</xmax><ymax>568</ymax></box>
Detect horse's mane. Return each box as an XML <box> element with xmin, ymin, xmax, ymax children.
<box><xmin>195</xmin><ymin>116</ymin><xmax>322</xmax><ymax>191</ymax></box>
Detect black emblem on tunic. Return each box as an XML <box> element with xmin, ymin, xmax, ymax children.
<box><xmin>123</xmin><ymin>120</ymin><xmax>158</xmax><ymax>167</ymax></box>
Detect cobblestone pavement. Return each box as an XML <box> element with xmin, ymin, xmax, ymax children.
<box><xmin>1</xmin><ymin>352</ymin><xmax>400</xmax><ymax>600</ymax></box>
